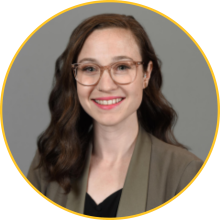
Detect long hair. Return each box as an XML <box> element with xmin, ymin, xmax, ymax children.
<box><xmin>37</xmin><ymin>14</ymin><xmax>185</xmax><ymax>194</ymax></box>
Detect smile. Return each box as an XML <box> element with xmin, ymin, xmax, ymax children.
<box><xmin>94</xmin><ymin>98</ymin><xmax>123</xmax><ymax>105</ymax></box>
<box><xmin>92</xmin><ymin>97</ymin><xmax>125</xmax><ymax>110</ymax></box>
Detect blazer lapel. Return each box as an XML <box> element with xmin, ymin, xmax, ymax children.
<box><xmin>116</xmin><ymin>125</ymin><xmax>152</xmax><ymax>217</ymax></box>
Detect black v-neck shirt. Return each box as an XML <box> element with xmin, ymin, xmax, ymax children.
<box><xmin>84</xmin><ymin>189</ymin><xmax>123</xmax><ymax>217</ymax></box>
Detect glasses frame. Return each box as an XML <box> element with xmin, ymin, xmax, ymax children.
<box><xmin>71</xmin><ymin>60</ymin><xmax>144</xmax><ymax>86</ymax></box>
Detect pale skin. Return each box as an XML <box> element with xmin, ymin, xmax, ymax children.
<box><xmin>76</xmin><ymin>28</ymin><xmax>153</xmax><ymax>205</ymax></box>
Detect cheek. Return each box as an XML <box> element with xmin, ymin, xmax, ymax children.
<box><xmin>76</xmin><ymin>84</ymin><xmax>92</xmax><ymax>109</ymax></box>
<box><xmin>125</xmin><ymin>84</ymin><xmax>143</xmax><ymax>114</ymax></box>
<box><xmin>133</xmin><ymin>82</ymin><xmax>143</xmax><ymax>96</ymax></box>
<box><xmin>76</xmin><ymin>85</ymin><xmax>84</xmax><ymax>104</ymax></box>
<box><xmin>132</xmin><ymin>80</ymin><xmax>144</xmax><ymax>107</ymax></box>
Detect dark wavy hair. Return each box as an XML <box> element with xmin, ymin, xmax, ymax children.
<box><xmin>37</xmin><ymin>14</ymin><xmax>185</xmax><ymax>194</ymax></box>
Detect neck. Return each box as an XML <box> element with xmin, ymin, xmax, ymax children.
<box><xmin>93</xmin><ymin>112</ymin><xmax>139</xmax><ymax>163</ymax></box>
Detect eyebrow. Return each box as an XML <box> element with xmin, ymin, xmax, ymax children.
<box><xmin>78</xmin><ymin>56</ymin><xmax>133</xmax><ymax>64</ymax></box>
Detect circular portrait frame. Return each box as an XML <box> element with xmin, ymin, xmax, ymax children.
<box><xmin>1</xmin><ymin>1</ymin><xmax>219</xmax><ymax>219</ymax></box>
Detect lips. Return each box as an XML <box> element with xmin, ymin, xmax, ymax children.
<box><xmin>92</xmin><ymin>97</ymin><xmax>125</xmax><ymax>110</ymax></box>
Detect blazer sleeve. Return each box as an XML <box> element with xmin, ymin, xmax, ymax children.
<box><xmin>27</xmin><ymin>149</ymin><xmax>48</xmax><ymax>193</ymax></box>
<box><xmin>176</xmin><ymin>159</ymin><xmax>203</xmax><ymax>194</ymax></box>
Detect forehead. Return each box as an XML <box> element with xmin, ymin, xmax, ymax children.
<box><xmin>77</xmin><ymin>28</ymin><xmax>142</xmax><ymax>63</ymax></box>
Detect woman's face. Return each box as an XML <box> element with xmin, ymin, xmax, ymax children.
<box><xmin>76</xmin><ymin>28</ymin><xmax>152</xmax><ymax>126</ymax></box>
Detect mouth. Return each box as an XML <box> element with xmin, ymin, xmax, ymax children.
<box><xmin>93</xmin><ymin>98</ymin><xmax>124</xmax><ymax>105</ymax></box>
<box><xmin>91</xmin><ymin>97</ymin><xmax>125</xmax><ymax>109</ymax></box>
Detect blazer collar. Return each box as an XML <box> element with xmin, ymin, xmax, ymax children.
<box><xmin>66</xmin><ymin>125</ymin><xmax>152</xmax><ymax>217</ymax></box>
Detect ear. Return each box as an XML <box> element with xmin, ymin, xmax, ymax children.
<box><xmin>143</xmin><ymin>61</ymin><xmax>153</xmax><ymax>89</ymax></box>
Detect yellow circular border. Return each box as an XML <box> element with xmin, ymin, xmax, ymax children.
<box><xmin>0</xmin><ymin>0</ymin><xmax>219</xmax><ymax>219</ymax></box>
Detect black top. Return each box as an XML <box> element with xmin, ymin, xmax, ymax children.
<box><xmin>84</xmin><ymin>189</ymin><xmax>123</xmax><ymax>218</ymax></box>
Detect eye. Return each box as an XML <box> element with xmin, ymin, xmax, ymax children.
<box><xmin>117</xmin><ymin>64</ymin><xmax>130</xmax><ymax>70</ymax></box>
<box><xmin>79</xmin><ymin>64</ymin><xmax>99</xmax><ymax>74</ymax></box>
<box><xmin>83</xmin><ymin>66</ymin><xmax>96</xmax><ymax>72</ymax></box>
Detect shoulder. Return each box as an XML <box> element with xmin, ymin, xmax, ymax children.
<box><xmin>149</xmin><ymin>134</ymin><xmax>203</xmax><ymax>168</ymax></box>
<box><xmin>27</xmin><ymin>149</ymin><xmax>67</xmax><ymax>205</ymax></box>
<box><xmin>148</xmin><ymin>134</ymin><xmax>203</xmax><ymax>192</ymax></box>
<box><xmin>146</xmin><ymin>134</ymin><xmax>203</xmax><ymax>209</ymax></box>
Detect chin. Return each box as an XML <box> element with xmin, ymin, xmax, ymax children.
<box><xmin>95</xmin><ymin>113</ymin><xmax>134</xmax><ymax>127</ymax></box>
<box><xmin>96</xmin><ymin>120</ymin><xmax>120</xmax><ymax>127</ymax></box>
<box><xmin>94</xmin><ymin>115</ymin><xmax>122</xmax><ymax>127</ymax></box>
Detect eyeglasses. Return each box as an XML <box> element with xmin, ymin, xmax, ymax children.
<box><xmin>71</xmin><ymin>60</ymin><xmax>143</xmax><ymax>86</ymax></box>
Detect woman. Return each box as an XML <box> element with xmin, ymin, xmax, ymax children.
<box><xmin>27</xmin><ymin>14</ymin><xmax>203</xmax><ymax>218</ymax></box>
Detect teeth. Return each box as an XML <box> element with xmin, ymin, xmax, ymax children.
<box><xmin>95</xmin><ymin>98</ymin><xmax>123</xmax><ymax>105</ymax></box>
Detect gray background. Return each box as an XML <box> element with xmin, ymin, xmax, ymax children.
<box><xmin>3</xmin><ymin>3</ymin><xmax>217</xmax><ymax>176</ymax></box>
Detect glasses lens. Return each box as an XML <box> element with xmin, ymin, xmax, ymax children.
<box><xmin>111</xmin><ymin>61</ymin><xmax>136</xmax><ymax>84</ymax></box>
<box><xmin>75</xmin><ymin>63</ymin><xmax>100</xmax><ymax>85</ymax></box>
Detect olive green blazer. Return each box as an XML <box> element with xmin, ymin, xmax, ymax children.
<box><xmin>27</xmin><ymin>126</ymin><xmax>203</xmax><ymax>217</ymax></box>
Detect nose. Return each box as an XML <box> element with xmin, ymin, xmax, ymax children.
<box><xmin>96</xmin><ymin>69</ymin><xmax>118</xmax><ymax>92</ymax></box>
